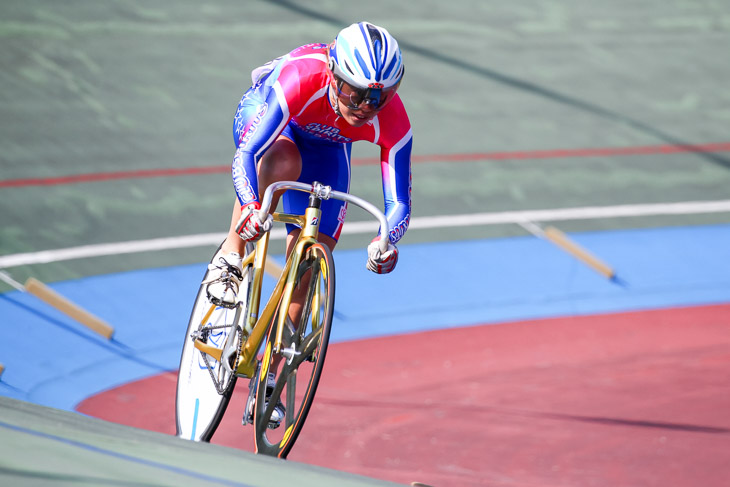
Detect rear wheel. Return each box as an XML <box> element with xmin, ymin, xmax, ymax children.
<box><xmin>253</xmin><ymin>242</ymin><xmax>335</xmax><ymax>458</ymax></box>
<box><xmin>175</xmin><ymin>244</ymin><xmax>252</xmax><ymax>441</ymax></box>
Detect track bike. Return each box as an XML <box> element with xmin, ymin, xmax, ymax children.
<box><xmin>175</xmin><ymin>181</ymin><xmax>390</xmax><ymax>458</ymax></box>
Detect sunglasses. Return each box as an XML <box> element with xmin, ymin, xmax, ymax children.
<box><xmin>333</xmin><ymin>77</ymin><xmax>398</xmax><ymax>110</ymax></box>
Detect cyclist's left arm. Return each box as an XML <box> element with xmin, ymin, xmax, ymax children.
<box><xmin>365</xmin><ymin>100</ymin><xmax>412</xmax><ymax>274</ymax></box>
<box><xmin>377</xmin><ymin>99</ymin><xmax>413</xmax><ymax>246</ymax></box>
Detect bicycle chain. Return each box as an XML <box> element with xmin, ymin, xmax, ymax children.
<box><xmin>195</xmin><ymin>323</ymin><xmax>243</xmax><ymax>395</ymax></box>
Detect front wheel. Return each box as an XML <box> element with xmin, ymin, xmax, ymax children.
<box><xmin>175</xmin><ymin>244</ymin><xmax>252</xmax><ymax>442</ymax></box>
<box><xmin>253</xmin><ymin>242</ymin><xmax>335</xmax><ymax>458</ymax></box>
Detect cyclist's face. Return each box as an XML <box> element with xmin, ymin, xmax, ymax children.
<box><xmin>330</xmin><ymin>77</ymin><xmax>398</xmax><ymax>127</ymax></box>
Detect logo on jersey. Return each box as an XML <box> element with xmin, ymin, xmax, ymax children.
<box><xmin>238</xmin><ymin>102</ymin><xmax>268</xmax><ymax>149</ymax></box>
<box><xmin>389</xmin><ymin>214</ymin><xmax>410</xmax><ymax>243</ymax></box>
<box><xmin>337</xmin><ymin>205</ymin><xmax>348</xmax><ymax>225</ymax></box>
<box><xmin>301</xmin><ymin>122</ymin><xmax>352</xmax><ymax>143</ymax></box>
<box><xmin>232</xmin><ymin>150</ymin><xmax>256</xmax><ymax>203</ymax></box>
<box><xmin>332</xmin><ymin>204</ymin><xmax>348</xmax><ymax>241</ymax></box>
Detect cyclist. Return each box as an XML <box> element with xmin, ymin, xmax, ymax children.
<box><xmin>207</xmin><ymin>21</ymin><xmax>412</xmax><ymax>305</ymax></box>
<box><xmin>204</xmin><ymin>22</ymin><xmax>413</xmax><ymax>426</ymax></box>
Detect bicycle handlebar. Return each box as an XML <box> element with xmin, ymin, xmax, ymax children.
<box><xmin>258</xmin><ymin>181</ymin><xmax>390</xmax><ymax>253</ymax></box>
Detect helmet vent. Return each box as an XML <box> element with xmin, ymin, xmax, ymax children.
<box><xmin>366</xmin><ymin>24</ymin><xmax>383</xmax><ymax>45</ymax></box>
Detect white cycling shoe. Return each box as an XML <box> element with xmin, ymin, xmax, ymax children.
<box><xmin>203</xmin><ymin>250</ymin><xmax>243</xmax><ymax>308</ymax></box>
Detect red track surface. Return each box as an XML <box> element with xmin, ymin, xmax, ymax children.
<box><xmin>78</xmin><ymin>304</ymin><xmax>730</xmax><ymax>487</ymax></box>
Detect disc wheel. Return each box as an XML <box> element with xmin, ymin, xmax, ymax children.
<box><xmin>175</xmin><ymin>243</ymin><xmax>252</xmax><ymax>442</ymax></box>
<box><xmin>253</xmin><ymin>242</ymin><xmax>335</xmax><ymax>458</ymax></box>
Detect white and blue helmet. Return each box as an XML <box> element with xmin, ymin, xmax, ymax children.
<box><xmin>329</xmin><ymin>22</ymin><xmax>405</xmax><ymax>90</ymax></box>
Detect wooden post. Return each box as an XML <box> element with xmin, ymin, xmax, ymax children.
<box><xmin>542</xmin><ymin>226</ymin><xmax>615</xmax><ymax>279</ymax></box>
<box><xmin>519</xmin><ymin>221</ymin><xmax>616</xmax><ymax>280</ymax></box>
<box><xmin>24</xmin><ymin>278</ymin><xmax>115</xmax><ymax>339</ymax></box>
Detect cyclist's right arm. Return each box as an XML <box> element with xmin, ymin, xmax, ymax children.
<box><xmin>232</xmin><ymin>50</ymin><xmax>326</xmax><ymax>208</ymax></box>
<box><xmin>231</xmin><ymin>83</ymin><xmax>291</xmax><ymax>209</ymax></box>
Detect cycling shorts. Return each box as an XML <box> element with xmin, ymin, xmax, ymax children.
<box><xmin>232</xmin><ymin>100</ymin><xmax>351</xmax><ymax>242</ymax></box>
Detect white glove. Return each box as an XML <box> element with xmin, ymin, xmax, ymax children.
<box><xmin>366</xmin><ymin>237</ymin><xmax>399</xmax><ymax>274</ymax></box>
<box><xmin>235</xmin><ymin>202</ymin><xmax>273</xmax><ymax>242</ymax></box>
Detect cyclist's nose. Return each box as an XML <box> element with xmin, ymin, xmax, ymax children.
<box><xmin>358</xmin><ymin>102</ymin><xmax>378</xmax><ymax>113</ymax></box>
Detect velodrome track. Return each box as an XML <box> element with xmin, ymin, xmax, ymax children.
<box><xmin>2</xmin><ymin>224</ymin><xmax>730</xmax><ymax>486</ymax></box>
<box><xmin>2</xmin><ymin>1</ymin><xmax>730</xmax><ymax>486</ymax></box>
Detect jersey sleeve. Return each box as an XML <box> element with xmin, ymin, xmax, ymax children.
<box><xmin>231</xmin><ymin>61</ymin><xmax>314</xmax><ymax>206</ymax></box>
<box><xmin>377</xmin><ymin>97</ymin><xmax>413</xmax><ymax>244</ymax></box>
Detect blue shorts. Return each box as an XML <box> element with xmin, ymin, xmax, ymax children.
<box><xmin>279</xmin><ymin>125</ymin><xmax>351</xmax><ymax>241</ymax></box>
<box><xmin>232</xmin><ymin>101</ymin><xmax>351</xmax><ymax>242</ymax></box>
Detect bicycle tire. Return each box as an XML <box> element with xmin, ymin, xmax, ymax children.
<box><xmin>253</xmin><ymin>242</ymin><xmax>335</xmax><ymax>458</ymax></box>
<box><xmin>175</xmin><ymin>243</ymin><xmax>252</xmax><ymax>442</ymax></box>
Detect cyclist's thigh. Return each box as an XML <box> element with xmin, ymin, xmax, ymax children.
<box><xmin>282</xmin><ymin>137</ymin><xmax>352</xmax><ymax>242</ymax></box>
<box><xmin>257</xmin><ymin>134</ymin><xmax>303</xmax><ymax>188</ymax></box>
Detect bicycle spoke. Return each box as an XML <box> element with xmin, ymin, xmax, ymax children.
<box><xmin>298</xmin><ymin>327</ymin><xmax>323</xmax><ymax>361</ymax></box>
<box><xmin>286</xmin><ymin>369</ymin><xmax>297</xmax><ymax>429</ymax></box>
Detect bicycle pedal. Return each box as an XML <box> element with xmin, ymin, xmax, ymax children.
<box><xmin>206</xmin><ymin>293</ymin><xmax>239</xmax><ymax>309</ymax></box>
<box><xmin>242</xmin><ymin>399</ymin><xmax>285</xmax><ymax>429</ymax></box>
<box><xmin>190</xmin><ymin>329</ymin><xmax>209</xmax><ymax>342</ymax></box>
<box><xmin>267</xmin><ymin>402</ymin><xmax>285</xmax><ymax>429</ymax></box>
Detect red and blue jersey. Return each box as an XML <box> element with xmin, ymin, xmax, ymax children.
<box><xmin>232</xmin><ymin>43</ymin><xmax>412</xmax><ymax>244</ymax></box>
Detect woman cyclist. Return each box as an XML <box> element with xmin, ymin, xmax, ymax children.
<box><xmin>202</xmin><ymin>21</ymin><xmax>413</xmax><ymax>429</ymax></box>
<box><xmin>205</xmin><ymin>21</ymin><xmax>413</xmax><ymax>308</ymax></box>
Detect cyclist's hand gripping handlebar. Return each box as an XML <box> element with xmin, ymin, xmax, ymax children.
<box><xmin>366</xmin><ymin>237</ymin><xmax>398</xmax><ymax>274</ymax></box>
<box><xmin>235</xmin><ymin>202</ymin><xmax>273</xmax><ymax>242</ymax></box>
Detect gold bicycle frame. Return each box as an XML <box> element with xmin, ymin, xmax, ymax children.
<box><xmin>193</xmin><ymin>204</ymin><xmax>323</xmax><ymax>379</ymax></box>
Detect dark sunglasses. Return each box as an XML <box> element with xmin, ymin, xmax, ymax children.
<box><xmin>333</xmin><ymin>77</ymin><xmax>398</xmax><ymax>110</ymax></box>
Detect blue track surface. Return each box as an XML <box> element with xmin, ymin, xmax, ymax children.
<box><xmin>1</xmin><ymin>224</ymin><xmax>729</xmax><ymax>411</ymax></box>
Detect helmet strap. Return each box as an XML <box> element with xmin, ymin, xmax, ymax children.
<box><xmin>326</xmin><ymin>60</ymin><xmax>343</xmax><ymax>117</ymax></box>
<box><xmin>328</xmin><ymin>83</ymin><xmax>343</xmax><ymax>117</ymax></box>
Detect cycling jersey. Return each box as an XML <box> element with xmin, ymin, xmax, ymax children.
<box><xmin>231</xmin><ymin>43</ymin><xmax>412</xmax><ymax>244</ymax></box>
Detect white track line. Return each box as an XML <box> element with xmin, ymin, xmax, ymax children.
<box><xmin>1</xmin><ymin>200</ymin><xmax>729</xmax><ymax>269</ymax></box>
